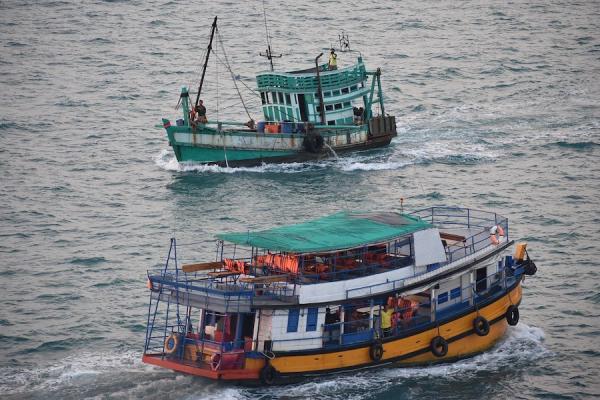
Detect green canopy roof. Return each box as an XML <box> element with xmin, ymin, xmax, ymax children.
<box><xmin>217</xmin><ymin>211</ymin><xmax>431</xmax><ymax>253</ymax></box>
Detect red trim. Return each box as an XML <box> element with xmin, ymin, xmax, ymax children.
<box><xmin>142</xmin><ymin>354</ymin><xmax>259</xmax><ymax>381</ymax></box>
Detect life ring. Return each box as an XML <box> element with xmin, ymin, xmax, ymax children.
<box><xmin>210</xmin><ymin>353</ymin><xmax>221</xmax><ymax>371</ymax></box>
<box><xmin>259</xmin><ymin>363</ymin><xmax>278</xmax><ymax>385</ymax></box>
<box><xmin>473</xmin><ymin>316</ymin><xmax>490</xmax><ymax>336</ymax></box>
<box><xmin>430</xmin><ymin>335</ymin><xmax>448</xmax><ymax>357</ymax></box>
<box><xmin>369</xmin><ymin>342</ymin><xmax>384</xmax><ymax>362</ymax></box>
<box><xmin>506</xmin><ymin>305</ymin><xmax>519</xmax><ymax>326</ymax></box>
<box><xmin>164</xmin><ymin>333</ymin><xmax>180</xmax><ymax>354</ymax></box>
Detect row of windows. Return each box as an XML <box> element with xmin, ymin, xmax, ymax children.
<box><xmin>261</xmin><ymin>91</ymin><xmax>292</xmax><ymax>106</ymax></box>
<box><xmin>437</xmin><ymin>287</ymin><xmax>462</xmax><ymax>305</ymax></box>
<box><xmin>324</xmin><ymin>84</ymin><xmax>359</xmax><ymax>98</ymax></box>
<box><xmin>287</xmin><ymin>308</ymin><xmax>318</xmax><ymax>332</ymax></box>
<box><xmin>317</xmin><ymin>101</ymin><xmax>352</xmax><ymax>113</ymax></box>
<box><xmin>261</xmin><ymin>83</ymin><xmax>361</xmax><ymax>106</ymax></box>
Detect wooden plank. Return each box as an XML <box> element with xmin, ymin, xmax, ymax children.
<box><xmin>182</xmin><ymin>261</ymin><xmax>223</xmax><ymax>273</ymax></box>
<box><xmin>239</xmin><ymin>275</ymin><xmax>289</xmax><ymax>284</ymax></box>
<box><xmin>439</xmin><ymin>232</ymin><xmax>466</xmax><ymax>242</ymax></box>
<box><xmin>207</xmin><ymin>271</ymin><xmax>240</xmax><ymax>278</ymax></box>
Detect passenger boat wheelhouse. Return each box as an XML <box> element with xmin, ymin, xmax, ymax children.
<box><xmin>161</xmin><ymin>17</ymin><xmax>397</xmax><ymax>166</ymax></box>
<box><xmin>142</xmin><ymin>207</ymin><xmax>537</xmax><ymax>384</ymax></box>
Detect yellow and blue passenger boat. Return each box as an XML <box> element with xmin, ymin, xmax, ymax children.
<box><xmin>142</xmin><ymin>207</ymin><xmax>537</xmax><ymax>384</ymax></box>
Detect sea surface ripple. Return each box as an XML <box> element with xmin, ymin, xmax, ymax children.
<box><xmin>0</xmin><ymin>0</ymin><xmax>599</xmax><ymax>399</ymax></box>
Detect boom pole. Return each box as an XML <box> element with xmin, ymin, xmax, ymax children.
<box><xmin>195</xmin><ymin>16</ymin><xmax>218</xmax><ymax>109</ymax></box>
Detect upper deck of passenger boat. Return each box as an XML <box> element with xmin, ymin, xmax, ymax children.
<box><xmin>147</xmin><ymin>207</ymin><xmax>512</xmax><ymax>309</ymax></box>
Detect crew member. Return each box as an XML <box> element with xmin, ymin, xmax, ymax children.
<box><xmin>328</xmin><ymin>48</ymin><xmax>338</xmax><ymax>70</ymax></box>
<box><xmin>195</xmin><ymin>100</ymin><xmax>207</xmax><ymax>123</ymax></box>
<box><xmin>380</xmin><ymin>304</ymin><xmax>394</xmax><ymax>337</ymax></box>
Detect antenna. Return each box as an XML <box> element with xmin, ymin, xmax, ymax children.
<box><xmin>259</xmin><ymin>0</ymin><xmax>282</xmax><ymax>71</ymax></box>
<box><xmin>338</xmin><ymin>31</ymin><xmax>351</xmax><ymax>52</ymax></box>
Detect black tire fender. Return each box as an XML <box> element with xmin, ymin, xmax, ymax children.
<box><xmin>260</xmin><ymin>363</ymin><xmax>278</xmax><ymax>385</ymax></box>
<box><xmin>473</xmin><ymin>316</ymin><xmax>490</xmax><ymax>336</ymax></box>
<box><xmin>430</xmin><ymin>335</ymin><xmax>448</xmax><ymax>357</ymax></box>
<box><xmin>506</xmin><ymin>305</ymin><xmax>519</xmax><ymax>326</ymax></box>
<box><xmin>369</xmin><ymin>342</ymin><xmax>384</xmax><ymax>362</ymax></box>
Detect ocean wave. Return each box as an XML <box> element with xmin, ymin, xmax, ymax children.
<box><xmin>154</xmin><ymin>149</ymin><xmax>412</xmax><ymax>174</ymax></box>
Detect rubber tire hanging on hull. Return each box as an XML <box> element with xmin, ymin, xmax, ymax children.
<box><xmin>506</xmin><ymin>305</ymin><xmax>520</xmax><ymax>326</ymax></box>
<box><xmin>260</xmin><ymin>364</ymin><xmax>278</xmax><ymax>385</ymax></box>
<box><xmin>369</xmin><ymin>342</ymin><xmax>384</xmax><ymax>362</ymax></box>
<box><xmin>430</xmin><ymin>336</ymin><xmax>448</xmax><ymax>357</ymax></box>
<box><xmin>473</xmin><ymin>316</ymin><xmax>490</xmax><ymax>336</ymax></box>
<box><xmin>302</xmin><ymin>134</ymin><xmax>324</xmax><ymax>153</ymax></box>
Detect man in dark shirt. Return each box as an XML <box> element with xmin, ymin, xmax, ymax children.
<box><xmin>195</xmin><ymin>100</ymin><xmax>207</xmax><ymax>123</ymax></box>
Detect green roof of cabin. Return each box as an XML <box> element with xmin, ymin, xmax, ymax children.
<box><xmin>256</xmin><ymin>59</ymin><xmax>367</xmax><ymax>92</ymax></box>
<box><xmin>216</xmin><ymin>211</ymin><xmax>431</xmax><ymax>253</ymax></box>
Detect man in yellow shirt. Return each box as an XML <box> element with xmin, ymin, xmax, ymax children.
<box><xmin>380</xmin><ymin>304</ymin><xmax>394</xmax><ymax>337</ymax></box>
<box><xmin>328</xmin><ymin>48</ymin><xmax>338</xmax><ymax>70</ymax></box>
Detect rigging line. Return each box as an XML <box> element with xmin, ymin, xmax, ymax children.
<box><xmin>211</xmin><ymin>51</ymin><xmax>260</xmax><ymax>97</ymax></box>
<box><xmin>215</xmin><ymin>29</ymin><xmax>252</xmax><ymax>120</ymax></box>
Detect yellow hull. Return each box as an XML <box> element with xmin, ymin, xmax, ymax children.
<box><xmin>270</xmin><ymin>283</ymin><xmax>522</xmax><ymax>376</ymax></box>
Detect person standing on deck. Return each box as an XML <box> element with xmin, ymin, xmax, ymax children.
<box><xmin>328</xmin><ymin>48</ymin><xmax>338</xmax><ymax>70</ymax></box>
<box><xmin>380</xmin><ymin>304</ymin><xmax>394</xmax><ymax>337</ymax></box>
<box><xmin>195</xmin><ymin>100</ymin><xmax>207</xmax><ymax>123</ymax></box>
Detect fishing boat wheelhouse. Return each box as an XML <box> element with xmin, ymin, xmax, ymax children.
<box><xmin>142</xmin><ymin>207</ymin><xmax>536</xmax><ymax>383</ymax></box>
<box><xmin>161</xmin><ymin>17</ymin><xmax>396</xmax><ymax>166</ymax></box>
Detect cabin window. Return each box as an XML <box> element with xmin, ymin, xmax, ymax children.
<box><xmin>278</xmin><ymin>92</ymin><xmax>284</xmax><ymax>104</ymax></box>
<box><xmin>450</xmin><ymin>287</ymin><xmax>461</xmax><ymax>300</ymax></box>
<box><xmin>437</xmin><ymin>292</ymin><xmax>448</xmax><ymax>304</ymax></box>
<box><xmin>350</xmin><ymin>85</ymin><xmax>358</xmax><ymax>91</ymax></box>
<box><xmin>306</xmin><ymin>308</ymin><xmax>318</xmax><ymax>331</ymax></box>
<box><xmin>272</xmin><ymin>92</ymin><xmax>278</xmax><ymax>104</ymax></box>
<box><xmin>343</xmin><ymin>101</ymin><xmax>351</xmax><ymax>108</ymax></box>
<box><xmin>327</xmin><ymin>120</ymin><xmax>336</xmax><ymax>125</ymax></box>
<box><xmin>260</xmin><ymin>92</ymin><xmax>266</xmax><ymax>105</ymax></box>
<box><xmin>341</xmin><ymin>87</ymin><xmax>349</xmax><ymax>94</ymax></box>
<box><xmin>325</xmin><ymin>104</ymin><xmax>333</xmax><ymax>111</ymax></box>
<box><xmin>285</xmin><ymin>93</ymin><xmax>291</xmax><ymax>105</ymax></box>
<box><xmin>316</xmin><ymin>105</ymin><xmax>322</xmax><ymax>113</ymax></box>
<box><xmin>332</xmin><ymin>90</ymin><xmax>340</xmax><ymax>96</ymax></box>
<box><xmin>324</xmin><ymin>91</ymin><xmax>331</xmax><ymax>97</ymax></box>
<box><xmin>287</xmin><ymin>309</ymin><xmax>300</xmax><ymax>332</ymax></box>
<box><xmin>334</xmin><ymin>103</ymin><xmax>343</xmax><ymax>110</ymax></box>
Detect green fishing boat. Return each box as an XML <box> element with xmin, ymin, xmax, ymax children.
<box><xmin>161</xmin><ymin>17</ymin><xmax>397</xmax><ymax>167</ymax></box>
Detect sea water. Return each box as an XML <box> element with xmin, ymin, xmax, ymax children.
<box><xmin>0</xmin><ymin>0</ymin><xmax>599</xmax><ymax>398</ymax></box>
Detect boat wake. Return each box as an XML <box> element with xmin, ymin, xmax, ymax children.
<box><xmin>153</xmin><ymin>142</ymin><xmax>497</xmax><ymax>175</ymax></box>
<box><xmin>0</xmin><ymin>324</ymin><xmax>547</xmax><ymax>399</ymax></box>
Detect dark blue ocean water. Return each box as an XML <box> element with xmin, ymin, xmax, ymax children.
<box><xmin>1</xmin><ymin>0</ymin><xmax>599</xmax><ymax>398</ymax></box>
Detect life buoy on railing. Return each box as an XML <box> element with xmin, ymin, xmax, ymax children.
<box><xmin>430</xmin><ymin>335</ymin><xmax>448</xmax><ymax>357</ymax></box>
<box><xmin>164</xmin><ymin>333</ymin><xmax>180</xmax><ymax>354</ymax></box>
<box><xmin>210</xmin><ymin>353</ymin><xmax>221</xmax><ymax>371</ymax></box>
<box><xmin>473</xmin><ymin>316</ymin><xmax>490</xmax><ymax>336</ymax></box>
<box><xmin>369</xmin><ymin>341</ymin><xmax>384</xmax><ymax>362</ymax></box>
<box><xmin>489</xmin><ymin>225</ymin><xmax>504</xmax><ymax>245</ymax></box>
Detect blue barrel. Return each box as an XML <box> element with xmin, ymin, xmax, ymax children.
<box><xmin>257</xmin><ymin>121</ymin><xmax>266</xmax><ymax>133</ymax></box>
<box><xmin>281</xmin><ymin>121</ymin><xmax>293</xmax><ymax>134</ymax></box>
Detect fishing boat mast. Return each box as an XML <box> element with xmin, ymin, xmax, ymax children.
<box><xmin>259</xmin><ymin>0</ymin><xmax>281</xmax><ymax>71</ymax></box>
<box><xmin>195</xmin><ymin>16</ymin><xmax>218</xmax><ymax>109</ymax></box>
